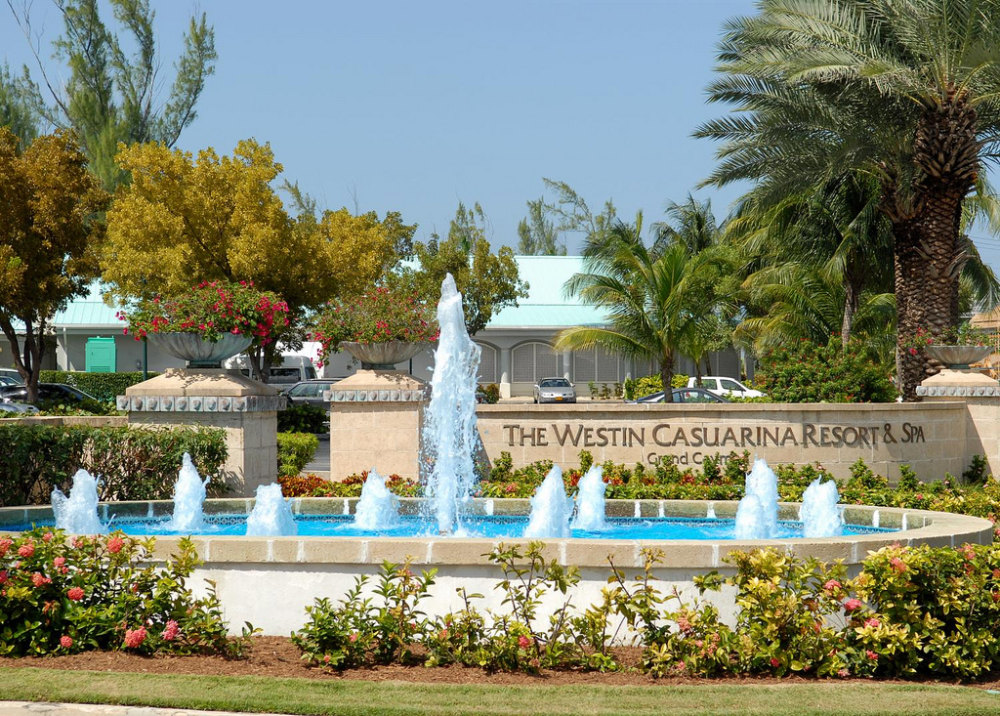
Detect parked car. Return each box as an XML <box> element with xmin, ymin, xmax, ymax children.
<box><xmin>633</xmin><ymin>387</ymin><xmax>730</xmax><ymax>404</ymax></box>
<box><xmin>0</xmin><ymin>374</ymin><xmax>22</xmax><ymax>386</ymax></box>
<box><xmin>281</xmin><ymin>379</ymin><xmax>337</xmax><ymax>410</ymax></box>
<box><xmin>533</xmin><ymin>377</ymin><xmax>577</xmax><ymax>404</ymax></box>
<box><xmin>0</xmin><ymin>383</ymin><xmax>100</xmax><ymax>406</ymax></box>
<box><xmin>0</xmin><ymin>398</ymin><xmax>39</xmax><ymax>414</ymax></box>
<box><xmin>687</xmin><ymin>376</ymin><xmax>764</xmax><ymax>399</ymax></box>
<box><xmin>0</xmin><ymin>368</ymin><xmax>24</xmax><ymax>384</ymax></box>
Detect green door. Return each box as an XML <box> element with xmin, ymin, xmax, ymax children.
<box><xmin>85</xmin><ymin>337</ymin><xmax>116</xmax><ymax>373</ymax></box>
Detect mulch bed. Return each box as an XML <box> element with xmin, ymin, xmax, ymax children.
<box><xmin>3</xmin><ymin>637</ymin><xmax>1000</xmax><ymax>690</ymax></box>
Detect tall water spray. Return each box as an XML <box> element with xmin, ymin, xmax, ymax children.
<box><xmin>354</xmin><ymin>468</ymin><xmax>400</xmax><ymax>531</ymax></box>
<box><xmin>51</xmin><ymin>469</ymin><xmax>104</xmax><ymax>534</ymax></box>
<box><xmin>571</xmin><ymin>465</ymin><xmax>607</xmax><ymax>532</ymax></box>
<box><xmin>734</xmin><ymin>458</ymin><xmax>779</xmax><ymax>539</ymax></box>
<box><xmin>422</xmin><ymin>274</ymin><xmax>482</xmax><ymax>534</ymax></box>
<box><xmin>245</xmin><ymin>483</ymin><xmax>298</xmax><ymax>536</ymax></box>
<box><xmin>524</xmin><ymin>465</ymin><xmax>573</xmax><ymax>538</ymax></box>
<box><xmin>168</xmin><ymin>453</ymin><xmax>210</xmax><ymax>532</ymax></box>
<box><xmin>799</xmin><ymin>478</ymin><xmax>843</xmax><ymax>538</ymax></box>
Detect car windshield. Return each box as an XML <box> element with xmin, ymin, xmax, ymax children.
<box><xmin>539</xmin><ymin>379</ymin><xmax>570</xmax><ymax>388</ymax></box>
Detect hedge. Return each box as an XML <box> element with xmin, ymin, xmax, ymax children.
<box><xmin>0</xmin><ymin>424</ymin><xmax>227</xmax><ymax>507</ymax></box>
<box><xmin>39</xmin><ymin>371</ymin><xmax>161</xmax><ymax>403</ymax></box>
<box><xmin>278</xmin><ymin>432</ymin><xmax>319</xmax><ymax>476</ymax></box>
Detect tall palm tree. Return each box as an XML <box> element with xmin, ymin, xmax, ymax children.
<box><xmin>697</xmin><ymin>0</ymin><xmax>1000</xmax><ymax>398</ymax></box>
<box><xmin>555</xmin><ymin>217</ymin><xmax>725</xmax><ymax>402</ymax></box>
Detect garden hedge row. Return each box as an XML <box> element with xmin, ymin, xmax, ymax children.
<box><xmin>39</xmin><ymin>370</ymin><xmax>161</xmax><ymax>403</ymax></box>
<box><xmin>0</xmin><ymin>424</ymin><xmax>227</xmax><ymax>507</ymax></box>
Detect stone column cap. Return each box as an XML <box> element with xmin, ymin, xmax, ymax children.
<box><xmin>326</xmin><ymin>370</ymin><xmax>428</xmax><ymax>403</ymax></box>
<box><xmin>124</xmin><ymin>368</ymin><xmax>282</xmax><ymax>397</ymax></box>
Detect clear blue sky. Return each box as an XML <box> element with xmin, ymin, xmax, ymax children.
<box><xmin>4</xmin><ymin>0</ymin><xmax>1000</xmax><ymax>266</ymax></box>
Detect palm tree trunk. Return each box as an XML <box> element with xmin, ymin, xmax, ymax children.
<box><xmin>660</xmin><ymin>351</ymin><xmax>674</xmax><ymax>403</ymax></box>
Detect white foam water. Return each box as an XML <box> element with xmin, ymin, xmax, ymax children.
<box><xmin>799</xmin><ymin>478</ymin><xmax>843</xmax><ymax>538</ymax></box>
<box><xmin>524</xmin><ymin>465</ymin><xmax>573</xmax><ymax>538</ymax></box>
<box><xmin>168</xmin><ymin>453</ymin><xmax>210</xmax><ymax>532</ymax></box>
<box><xmin>354</xmin><ymin>468</ymin><xmax>400</xmax><ymax>531</ymax></box>
<box><xmin>572</xmin><ymin>465</ymin><xmax>607</xmax><ymax>532</ymax></box>
<box><xmin>51</xmin><ymin>469</ymin><xmax>104</xmax><ymax>534</ymax></box>
<box><xmin>734</xmin><ymin>458</ymin><xmax>779</xmax><ymax>539</ymax></box>
<box><xmin>246</xmin><ymin>483</ymin><xmax>298</xmax><ymax>536</ymax></box>
<box><xmin>422</xmin><ymin>274</ymin><xmax>482</xmax><ymax>534</ymax></box>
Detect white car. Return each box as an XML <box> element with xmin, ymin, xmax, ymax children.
<box><xmin>687</xmin><ymin>376</ymin><xmax>764</xmax><ymax>399</ymax></box>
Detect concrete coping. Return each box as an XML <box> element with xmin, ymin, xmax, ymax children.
<box><xmin>0</xmin><ymin>498</ymin><xmax>991</xmax><ymax>571</ymax></box>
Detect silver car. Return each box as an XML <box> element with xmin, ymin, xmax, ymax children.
<box><xmin>533</xmin><ymin>377</ymin><xmax>577</xmax><ymax>404</ymax></box>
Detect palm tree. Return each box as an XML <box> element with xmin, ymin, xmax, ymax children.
<box><xmin>555</xmin><ymin>217</ymin><xmax>725</xmax><ymax>402</ymax></box>
<box><xmin>697</xmin><ymin>0</ymin><xmax>1000</xmax><ymax>398</ymax></box>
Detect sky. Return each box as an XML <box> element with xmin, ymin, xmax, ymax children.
<box><xmin>4</xmin><ymin>0</ymin><xmax>1000</xmax><ymax>267</ymax></box>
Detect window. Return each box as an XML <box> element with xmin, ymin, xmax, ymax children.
<box><xmin>720</xmin><ymin>379</ymin><xmax>743</xmax><ymax>391</ymax></box>
<box><xmin>476</xmin><ymin>343</ymin><xmax>498</xmax><ymax>384</ymax></box>
<box><xmin>512</xmin><ymin>342</ymin><xmax>558</xmax><ymax>383</ymax></box>
<box><xmin>572</xmin><ymin>347</ymin><xmax>623</xmax><ymax>383</ymax></box>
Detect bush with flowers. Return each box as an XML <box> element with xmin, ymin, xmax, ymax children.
<box><xmin>119</xmin><ymin>280</ymin><xmax>290</xmax><ymax>344</ymax></box>
<box><xmin>310</xmin><ymin>286</ymin><xmax>438</xmax><ymax>366</ymax></box>
<box><xmin>0</xmin><ymin>528</ymin><xmax>252</xmax><ymax>657</ymax></box>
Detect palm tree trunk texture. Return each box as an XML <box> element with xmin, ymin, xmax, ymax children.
<box><xmin>896</xmin><ymin>98</ymin><xmax>978</xmax><ymax>400</ymax></box>
<box><xmin>660</xmin><ymin>352</ymin><xmax>675</xmax><ymax>403</ymax></box>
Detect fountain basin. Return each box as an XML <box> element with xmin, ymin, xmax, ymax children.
<box><xmin>1</xmin><ymin>498</ymin><xmax>991</xmax><ymax>636</ymax></box>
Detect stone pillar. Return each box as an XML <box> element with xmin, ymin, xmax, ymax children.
<box><xmin>325</xmin><ymin>370</ymin><xmax>429</xmax><ymax>481</ymax></box>
<box><xmin>119</xmin><ymin>369</ymin><xmax>284</xmax><ymax>496</ymax></box>
<box><xmin>562</xmin><ymin>349</ymin><xmax>572</xmax><ymax>381</ymax></box>
<box><xmin>499</xmin><ymin>347</ymin><xmax>512</xmax><ymax>399</ymax></box>
<box><xmin>917</xmin><ymin>369</ymin><xmax>1000</xmax><ymax>478</ymax></box>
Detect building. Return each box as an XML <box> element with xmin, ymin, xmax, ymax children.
<box><xmin>7</xmin><ymin>256</ymin><xmax>744</xmax><ymax>396</ymax></box>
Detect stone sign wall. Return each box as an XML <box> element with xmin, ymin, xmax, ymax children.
<box><xmin>475</xmin><ymin>401</ymin><xmax>970</xmax><ymax>482</ymax></box>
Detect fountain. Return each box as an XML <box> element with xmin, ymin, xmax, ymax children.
<box><xmin>167</xmin><ymin>453</ymin><xmax>210</xmax><ymax>532</ymax></box>
<box><xmin>51</xmin><ymin>469</ymin><xmax>104</xmax><ymax>534</ymax></box>
<box><xmin>524</xmin><ymin>465</ymin><xmax>574</xmax><ymax>538</ymax></box>
<box><xmin>572</xmin><ymin>465</ymin><xmax>607</xmax><ymax>532</ymax></box>
<box><xmin>353</xmin><ymin>469</ymin><xmax>400</xmax><ymax>531</ymax></box>
<box><xmin>799</xmin><ymin>478</ymin><xmax>843</xmax><ymax>538</ymax></box>
<box><xmin>734</xmin><ymin>458</ymin><xmax>779</xmax><ymax>539</ymax></box>
<box><xmin>421</xmin><ymin>274</ymin><xmax>482</xmax><ymax>534</ymax></box>
<box><xmin>246</xmin><ymin>483</ymin><xmax>298</xmax><ymax>536</ymax></box>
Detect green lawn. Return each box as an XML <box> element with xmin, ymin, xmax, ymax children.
<box><xmin>1</xmin><ymin>667</ymin><xmax>999</xmax><ymax>715</ymax></box>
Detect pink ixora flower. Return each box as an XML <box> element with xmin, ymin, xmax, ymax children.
<box><xmin>42</xmin><ymin>532</ymin><xmax>53</xmax><ymax>543</ymax></box>
<box><xmin>864</xmin><ymin>618</ymin><xmax>880</xmax><ymax>629</ymax></box>
<box><xmin>123</xmin><ymin>627</ymin><xmax>147</xmax><ymax>649</ymax></box>
<box><xmin>866</xmin><ymin>650</ymin><xmax>879</xmax><ymax>661</ymax></box>
<box><xmin>106</xmin><ymin>536</ymin><xmax>124</xmax><ymax>554</ymax></box>
<box><xmin>18</xmin><ymin>541</ymin><xmax>35</xmax><ymax>558</ymax></box>
<box><xmin>53</xmin><ymin>557</ymin><xmax>66</xmax><ymax>568</ymax></box>
<box><xmin>843</xmin><ymin>598</ymin><xmax>862</xmax><ymax>612</ymax></box>
<box><xmin>518</xmin><ymin>635</ymin><xmax>531</xmax><ymax>649</ymax></box>
<box><xmin>348</xmin><ymin>632</ymin><xmax>358</xmax><ymax>643</ymax></box>
<box><xmin>889</xmin><ymin>557</ymin><xmax>907</xmax><ymax>573</ymax></box>
<box><xmin>67</xmin><ymin>586</ymin><xmax>85</xmax><ymax>601</ymax></box>
<box><xmin>0</xmin><ymin>538</ymin><xmax>12</xmax><ymax>556</ymax></box>
<box><xmin>162</xmin><ymin>620</ymin><xmax>180</xmax><ymax>641</ymax></box>
<box><xmin>60</xmin><ymin>635</ymin><xmax>73</xmax><ymax>649</ymax></box>
<box><xmin>31</xmin><ymin>572</ymin><xmax>51</xmax><ymax>588</ymax></box>
<box><xmin>769</xmin><ymin>657</ymin><xmax>780</xmax><ymax>668</ymax></box>
<box><xmin>823</xmin><ymin>579</ymin><xmax>841</xmax><ymax>592</ymax></box>
<box><xmin>0</xmin><ymin>570</ymin><xmax>7</xmax><ymax>585</ymax></box>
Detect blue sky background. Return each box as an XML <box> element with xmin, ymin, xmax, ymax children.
<box><xmin>4</xmin><ymin>0</ymin><xmax>1000</xmax><ymax>267</ymax></box>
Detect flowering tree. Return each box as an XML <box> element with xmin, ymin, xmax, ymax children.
<box><xmin>310</xmin><ymin>286</ymin><xmax>438</xmax><ymax>367</ymax></box>
<box><xmin>120</xmin><ymin>281</ymin><xmax>290</xmax><ymax>346</ymax></box>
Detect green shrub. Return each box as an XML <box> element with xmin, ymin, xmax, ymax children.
<box><xmin>0</xmin><ymin>425</ymin><xmax>227</xmax><ymax>507</ymax></box>
<box><xmin>39</xmin><ymin>370</ymin><xmax>160</xmax><ymax>404</ymax></box>
<box><xmin>278</xmin><ymin>432</ymin><xmax>319</xmax><ymax>476</ymax></box>
<box><xmin>754</xmin><ymin>338</ymin><xmax>897</xmax><ymax>402</ymax></box>
<box><xmin>480</xmin><ymin>383</ymin><xmax>500</xmax><ymax>404</ymax></box>
<box><xmin>277</xmin><ymin>403</ymin><xmax>327</xmax><ymax>433</ymax></box>
<box><xmin>0</xmin><ymin>528</ymin><xmax>251</xmax><ymax>657</ymax></box>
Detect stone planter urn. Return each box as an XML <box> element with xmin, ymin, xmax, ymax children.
<box><xmin>151</xmin><ymin>332</ymin><xmax>253</xmax><ymax>369</ymax></box>
<box><xmin>925</xmin><ymin>345</ymin><xmax>992</xmax><ymax>371</ymax></box>
<box><xmin>340</xmin><ymin>340</ymin><xmax>429</xmax><ymax>370</ymax></box>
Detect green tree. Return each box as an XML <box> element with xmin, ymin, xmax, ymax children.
<box><xmin>541</xmin><ymin>178</ymin><xmax>617</xmax><ymax>247</ymax></box>
<box><xmin>555</xmin><ymin>216</ymin><xmax>721</xmax><ymax>402</ymax></box>
<box><xmin>394</xmin><ymin>202</ymin><xmax>527</xmax><ymax>335</ymax></box>
<box><xmin>102</xmin><ymin>139</ymin><xmax>407</xmax><ymax>380</ymax></box>
<box><xmin>0</xmin><ymin>63</ymin><xmax>40</xmax><ymax>144</ymax></box>
<box><xmin>517</xmin><ymin>197</ymin><xmax>565</xmax><ymax>255</ymax></box>
<box><xmin>5</xmin><ymin>0</ymin><xmax>216</xmax><ymax>189</ymax></box>
<box><xmin>0</xmin><ymin>129</ymin><xmax>107</xmax><ymax>402</ymax></box>
<box><xmin>697</xmin><ymin>0</ymin><xmax>1000</xmax><ymax>399</ymax></box>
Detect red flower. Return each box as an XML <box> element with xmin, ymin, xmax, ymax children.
<box><xmin>60</xmin><ymin>635</ymin><xmax>73</xmax><ymax>649</ymax></box>
<box><xmin>67</xmin><ymin>586</ymin><xmax>85</xmax><ymax>601</ymax></box>
<box><xmin>106</xmin><ymin>536</ymin><xmax>125</xmax><ymax>554</ymax></box>
<box><xmin>18</xmin><ymin>541</ymin><xmax>35</xmax><ymax>558</ymax></box>
<box><xmin>123</xmin><ymin>627</ymin><xmax>147</xmax><ymax>649</ymax></box>
<box><xmin>518</xmin><ymin>635</ymin><xmax>531</xmax><ymax>649</ymax></box>
<box><xmin>770</xmin><ymin>657</ymin><xmax>780</xmax><ymax>668</ymax></box>
<box><xmin>843</xmin><ymin>598</ymin><xmax>862</xmax><ymax>612</ymax></box>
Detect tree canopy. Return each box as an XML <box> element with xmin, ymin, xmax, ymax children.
<box><xmin>0</xmin><ymin>128</ymin><xmax>107</xmax><ymax>400</ymax></box>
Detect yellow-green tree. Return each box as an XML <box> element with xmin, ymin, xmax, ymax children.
<box><xmin>0</xmin><ymin>128</ymin><xmax>108</xmax><ymax>401</ymax></box>
<box><xmin>102</xmin><ymin>138</ymin><xmax>405</xmax><ymax>378</ymax></box>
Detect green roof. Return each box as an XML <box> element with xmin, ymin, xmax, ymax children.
<box><xmin>488</xmin><ymin>256</ymin><xmax>607</xmax><ymax>329</ymax></box>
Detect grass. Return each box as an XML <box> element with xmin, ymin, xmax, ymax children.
<box><xmin>1</xmin><ymin>668</ymin><xmax>999</xmax><ymax>715</ymax></box>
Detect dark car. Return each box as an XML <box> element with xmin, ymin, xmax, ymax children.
<box><xmin>633</xmin><ymin>387</ymin><xmax>730</xmax><ymax>404</ymax></box>
<box><xmin>0</xmin><ymin>383</ymin><xmax>100</xmax><ymax>406</ymax></box>
<box><xmin>281</xmin><ymin>379</ymin><xmax>337</xmax><ymax>410</ymax></box>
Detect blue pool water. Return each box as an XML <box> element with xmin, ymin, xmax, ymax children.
<box><xmin>7</xmin><ymin>513</ymin><xmax>896</xmax><ymax>540</ymax></box>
